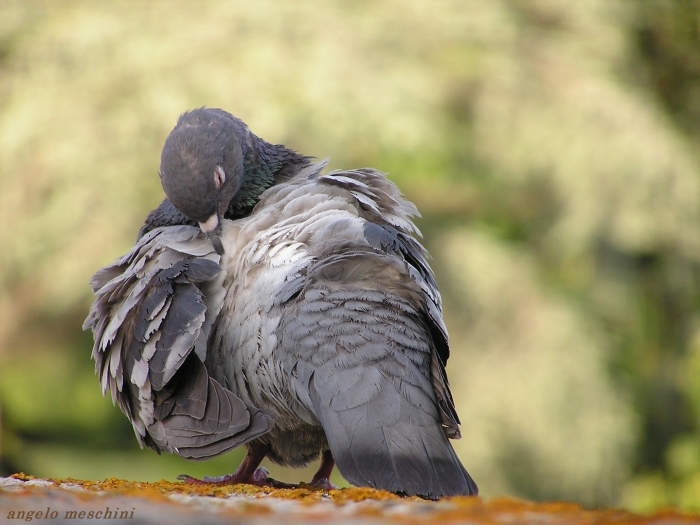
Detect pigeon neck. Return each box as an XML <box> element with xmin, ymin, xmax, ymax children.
<box><xmin>225</xmin><ymin>138</ymin><xmax>311</xmax><ymax>220</ymax></box>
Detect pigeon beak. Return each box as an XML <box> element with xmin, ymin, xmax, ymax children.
<box><xmin>199</xmin><ymin>213</ymin><xmax>225</xmax><ymax>255</ymax></box>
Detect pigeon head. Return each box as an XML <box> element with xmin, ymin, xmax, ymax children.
<box><xmin>159</xmin><ymin>108</ymin><xmax>244</xmax><ymax>255</ymax></box>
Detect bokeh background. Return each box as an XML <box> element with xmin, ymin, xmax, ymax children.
<box><xmin>1</xmin><ymin>0</ymin><xmax>700</xmax><ymax>513</ymax></box>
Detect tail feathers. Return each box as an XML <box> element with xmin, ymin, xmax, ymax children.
<box><xmin>311</xmin><ymin>372</ymin><xmax>478</xmax><ymax>498</ymax></box>
<box><xmin>330</xmin><ymin>420</ymin><xmax>478</xmax><ymax>499</ymax></box>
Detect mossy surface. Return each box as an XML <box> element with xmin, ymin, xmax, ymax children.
<box><xmin>3</xmin><ymin>474</ymin><xmax>700</xmax><ymax>524</ymax></box>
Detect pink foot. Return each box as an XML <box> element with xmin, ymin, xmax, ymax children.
<box><xmin>306</xmin><ymin>450</ymin><xmax>337</xmax><ymax>491</ymax></box>
<box><xmin>308</xmin><ymin>477</ymin><xmax>338</xmax><ymax>491</ymax></box>
<box><xmin>177</xmin><ymin>467</ymin><xmax>271</xmax><ymax>486</ymax></box>
<box><xmin>177</xmin><ymin>467</ymin><xmax>298</xmax><ymax>488</ymax></box>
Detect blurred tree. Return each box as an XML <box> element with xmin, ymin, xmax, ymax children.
<box><xmin>630</xmin><ymin>0</ymin><xmax>700</xmax><ymax>136</ymax></box>
<box><xmin>615</xmin><ymin>0</ymin><xmax>700</xmax><ymax>510</ymax></box>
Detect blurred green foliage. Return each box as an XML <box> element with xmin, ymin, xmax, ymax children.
<box><xmin>1</xmin><ymin>0</ymin><xmax>700</xmax><ymax>512</ymax></box>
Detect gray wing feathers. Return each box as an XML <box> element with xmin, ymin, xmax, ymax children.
<box><xmin>282</xmin><ymin>273</ymin><xmax>477</xmax><ymax>498</ymax></box>
<box><xmin>319</xmin><ymin>170</ymin><xmax>461</xmax><ymax>435</ymax></box>
<box><xmin>84</xmin><ymin>226</ymin><xmax>273</xmax><ymax>456</ymax></box>
<box><xmin>274</xmin><ymin>168</ymin><xmax>474</xmax><ymax>496</ymax></box>
<box><xmin>148</xmin><ymin>356</ymin><xmax>273</xmax><ymax>460</ymax></box>
<box><xmin>320</xmin><ymin>168</ymin><xmax>420</xmax><ymax>236</ymax></box>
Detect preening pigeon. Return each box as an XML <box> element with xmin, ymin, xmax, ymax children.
<box><xmin>84</xmin><ymin>108</ymin><xmax>478</xmax><ymax>499</ymax></box>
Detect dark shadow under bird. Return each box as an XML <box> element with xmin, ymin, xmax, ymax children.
<box><xmin>84</xmin><ymin>108</ymin><xmax>478</xmax><ymax>499</ymax></box>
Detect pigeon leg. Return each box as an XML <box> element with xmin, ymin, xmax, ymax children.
<box><xmin>178</xmin><ymin>442</ymin><xmax>287</xmax><ymax>487</ymax></box>
<box><xmin>308</xmin><ymin>450</ymin><xmax>338</xmax><ymax>490</ymax></box>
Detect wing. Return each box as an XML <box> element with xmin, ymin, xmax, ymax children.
<box><xmin>319</xmin><ymin>169</ymin><xmax>461</xmax><ymax>437</ymax></box>
<box><xmin>275</xmin><ymin>168</ymin><xmax>475</xmax><ymax>497</ymax></box>
<box><xmin>83</xmin><ymin>225</ymin><xmax>273</xmax><ymax>459</ymax></box>
<box><xmin>280</xmin><ymin>253</ymin><xmax>477</xmax><ymax>498</ymax></box>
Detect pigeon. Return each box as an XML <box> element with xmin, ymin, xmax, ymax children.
<box><xmin>84</xmin><ymin>108</ymin><xmax>478</xmax><ymax>499</ymax></box>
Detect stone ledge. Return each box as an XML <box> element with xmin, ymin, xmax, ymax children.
<box><xmin>1</xmin><ymin>474</ymin><xmax>697</xmax><ymax>524</ymax></box>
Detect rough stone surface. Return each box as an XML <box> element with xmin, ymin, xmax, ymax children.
<box><xmin>1</xmin><ymin>475</ymin><xmax>698</xmax><ymax>524</ymax></box>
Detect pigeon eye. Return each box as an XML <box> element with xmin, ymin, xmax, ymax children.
<box><xmin>214</xmin><ymin>166</ymin><xmax>226</xmax><ymax>189</ymax></box>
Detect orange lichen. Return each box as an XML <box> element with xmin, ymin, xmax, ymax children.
<box><xmin>9</xmin><ymin>472</ymin><xmax>35</xmax><ymax>481</ymax></box>
<box><xmin>46</xmin><ymin>476</ymin><xmax>409</xmax><ymax>504</ymax></box>
<box><xmin>327</xmin><ymin>486</ymin><xmax>402</xmax><ymax>503</ymax></box>
<box><xmin>4</xmin><ymin>474</ymin><xmax>700</xmax><ymax>524</ymax></box>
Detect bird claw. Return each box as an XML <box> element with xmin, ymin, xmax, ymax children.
<box><xmin>306</xmin><ymin>477</ymin><xmax>338</xmax><ymax>491</ymax></box>
<box><xmin>177</xmin><ymin>468</ymin><xmax>333</xmax><ymax>491</ymax></box>
<box><xmin>176</xmin><ymin>474</ymin><xmax>209</xmax><ymax>484</ymax></box>
<box><xmin>178</xmin><ymin>467</ymin><xmax>271</xmax><ymax>486</ymax></box>
<box><xmin>263</xmin><ymin>478</ymin><xmax>298</xmax><ymax>489</ymax></box>
<box><xmin>247</xmin><ymin>466</ymin><xmax>270</xmax><ymax>485</ymax></box>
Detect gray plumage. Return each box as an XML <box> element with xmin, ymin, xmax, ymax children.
<box><xmin>84</xmin><ymin>226</ymin><xmax>274</xmax><ymax>458</ymax></box>
<box><xmin>84</xmin><ymin>109</ymin><xmax>477</xmax><ymax>499</ymax></box>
